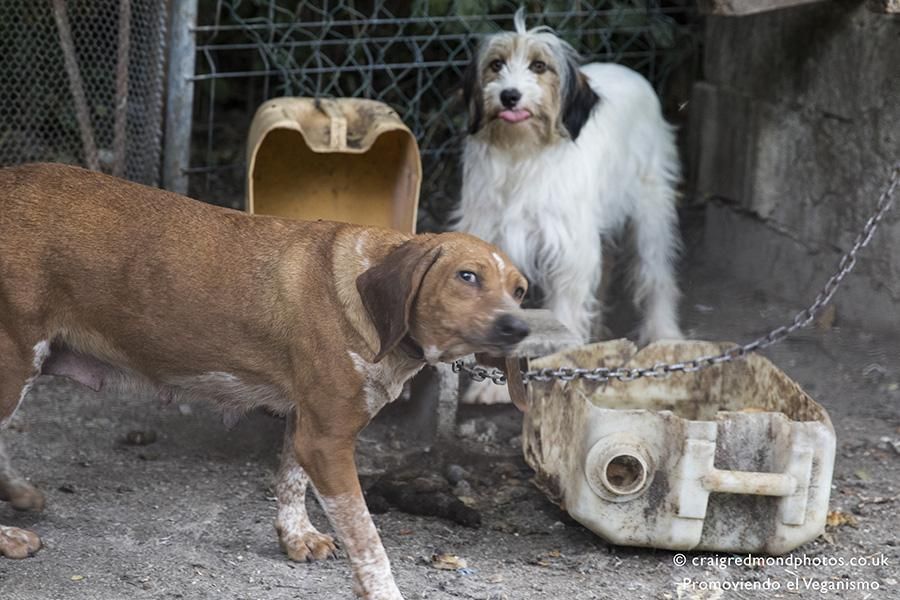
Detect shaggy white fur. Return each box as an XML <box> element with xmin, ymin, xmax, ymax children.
<box><xmin>454</xmin><ymin>11</ymin><xmax>683</xmax><ymax>348</ymax></box>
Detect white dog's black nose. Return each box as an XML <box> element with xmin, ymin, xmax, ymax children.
<box><xmin>500</xmin><ymin>88</ymin><xmax>521</xmax><ymax>109</ymax></box>
<box><xmin>493</xmin><ymin>313</ymin><xmax>530</xmax><ymax>345</ymax></box>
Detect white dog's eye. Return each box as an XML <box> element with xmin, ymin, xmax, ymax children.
<box><xmin>489</xmin><ymin>59</ymin><xmax>504</xmax><ymax>73</ymax></box>
<box><xmin>529</xmin><ymin>60</ymin><xmax>547</xmax><ymax>74</ymax></box>
<box><xmin>458</xmin><ymin>270</ymin><xmax>479</xmax><ymax>285</ymax></box>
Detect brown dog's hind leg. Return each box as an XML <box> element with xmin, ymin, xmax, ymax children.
<box><xmin>275</xmin><ymin>416</ymin><xmax>338</xmax><ymax>562</ymax></box>
<box><xmin>0</xmin><ymin>440</ymin><xmax>43</xmax><ymax>559</ymax></box>
<box><xmin>0</xmin><ymin>333</ymin><xmax>46</xmax><ymax>512</ymax></box>
<box><xmin>0</xmin><ymin>525</ymin><xmax>41</xmax><ymax>559</ymax></box>
<box><xmin>0</xmin><ymin>436</ymin><xmax>44</xmax><ymax>512</ymax></box>
<box><xmin>0</xmin><ymin>332</ymin><xmax>45</xmax><ymax>558</ymax></box>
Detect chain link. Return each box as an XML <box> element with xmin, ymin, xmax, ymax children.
<box><xmin>453</xmin><ymin>162</ymin><xmax>900</xmax><ymax>386</ymax></box>
<box><xmin>0</xmin><ymin>0</ymin><xmax>167</xmax><ymax>185</ymax></box>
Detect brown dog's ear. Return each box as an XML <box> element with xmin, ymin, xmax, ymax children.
<box><xmin>357</xmin><ymin>239</ymin><xmax>443</xmax><ymax>362</ymax></box>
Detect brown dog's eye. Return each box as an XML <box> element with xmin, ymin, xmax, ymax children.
<box><xmin>529</xmin><ymin>60</ymin><xmax>547</xmax><ymax>74</ymax></box>
<box><xmin>514</xmin><ymin>286</ymin><xmax>526</xmax><ymax>300</ymax></box>
<box><xmin>458</xmin><ymin>270</ymin><xmax>479</xmax><ymax>285</ymax></box>
<box><xmin>489</xmin><ymin>59</ymin><xmax>505</xmax><ymax>73</ymax></box>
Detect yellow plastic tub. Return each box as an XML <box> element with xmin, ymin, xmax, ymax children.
<box><xmin>246</xmin><ymin>97</ymin><xmax>421</xmax><ymax>233</ymax></box>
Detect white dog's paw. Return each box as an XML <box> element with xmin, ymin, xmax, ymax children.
<box><xmin>638</xmin><ymin>321</ymin><xmax>684</xmax><ymax>347</ymax></box>
<box><xmin>461</xmin><ymin>378</ymin><xmax>512</xmax><ymax>405</ymax></box>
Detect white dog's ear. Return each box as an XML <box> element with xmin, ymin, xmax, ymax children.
<box><xmin>561</xmin><ymin>59</ymin><xmax>599</xmax><ymax>141</ymax></box>
<box><xmin>462</xmin><ymin>52</ymin><xmax>485</xmax><ymax>134</ymax></box>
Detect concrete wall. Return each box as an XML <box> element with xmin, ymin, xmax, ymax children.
<box><xmin>689</xmin><ymin>0</ymin><xmax>899</xmax><ymax>331</ymax></box>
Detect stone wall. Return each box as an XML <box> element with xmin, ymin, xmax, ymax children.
<box><xmin>689</xmin><ymin>0</ymin><xmax>899</xmax><ymax>331</ymax></box>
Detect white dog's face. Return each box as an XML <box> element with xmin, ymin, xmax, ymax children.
<box><xmin>464</xmin><ymin>12</ymin><xmax>599</xmax><ymax>150</ymax></box>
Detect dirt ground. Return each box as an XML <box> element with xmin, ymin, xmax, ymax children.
<box><xmin>1</xmin><ymin>217</ymin><xmax>899</xmax><ymax>600</ymax></box>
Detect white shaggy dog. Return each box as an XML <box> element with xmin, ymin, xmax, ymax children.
<box><xmin>454</xmin><ymin>11</ymin><xmax>683</xmax><ymax>403</ymax></box>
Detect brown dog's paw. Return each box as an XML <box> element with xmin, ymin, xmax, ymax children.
<box><xmin>279</xmin><ymin>530</ymin><xmax>338</xmax><ymax>562</ymax></box>
<box><xmin>0</xmin><ymin>526</ymin><xmax>42</xmax><ymax>559</ymax></box>
<box><xmin>2</xmin><ymin>483</ymin><xmax>46</xmax><ymax>512</ymax></box>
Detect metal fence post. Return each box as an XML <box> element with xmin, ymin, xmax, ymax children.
<box><xmin>162</xmin><ymin>0</ymin><xmax>198</xmax><ymax>194</ymax></box>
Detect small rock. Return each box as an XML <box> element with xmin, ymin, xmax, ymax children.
<box><xmin>458</xmin><ymin>420</ymin><xmax>477</xmax><ymax>438</ymax></box>
<box><xmin>452</xmin><ymin>480</ymin><xmax>473</xmax><ymax>497</ymax></box>
<box><xmin>58</xmin><ymin>484</ymin><xmax>76</xmax><ymax>494</ymax></box>
<box><xmin>458</xmin><ymin>419</ymin><xmax>498</xmax><ymax>444</ymax></box>
<box><xmin>877</xmin><ymin>436</ymin><xmax>900</xmax><ymax>455</ymax></box>
<box><xmin>123</xmin><ymin>430</ymin><xmax>157</xmax><ymax>446</ymax></box>
<box><xmin>178</xmin><ymin>403</ymin><xmax>193</xmax><ymax>415</ymax></box>
<box><xmin>431</xmin><ymin>553</ymin><xmax>466</xmax><ymax>570</ymax></box>
<box><xmin>445</xmin><ymin>464</ymin><xmax>469</xmax><ymax>485</ymax></box>
<box><xmin>492</xmin><ymin>462</ymin><xmax>523</xmax><ymax>480</ymax></box>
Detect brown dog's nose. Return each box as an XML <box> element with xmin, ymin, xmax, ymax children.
<box><xmin>493</xmin><ymin>313</ymin><xmax>530</xmax><ymax>345</ymax></box>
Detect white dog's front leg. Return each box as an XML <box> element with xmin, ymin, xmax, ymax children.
<box><xmin>631</xmin><ymin>185</ymin><xmax>683</xmax><ymax>345</ymax></box>
<box><xmin>542</xmin><ymin>250</ymin><xmax>602</xmax><ymax>344</ymax></box>
<box><xmin>461</xmin><ymin>377</ymin><xmax>511</xmax><ymax>405</ymax></box>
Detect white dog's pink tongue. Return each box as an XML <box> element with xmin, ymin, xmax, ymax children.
<box><xmin>498</xmin><ymin>109</ymin><xmax>530</xmax><ymax>123</ymax></box>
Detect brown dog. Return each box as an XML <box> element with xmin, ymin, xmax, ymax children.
<box><xmin>0</xmin><ymin>163</ymin><xmax>529</xmax><ymax>599</ymax></box>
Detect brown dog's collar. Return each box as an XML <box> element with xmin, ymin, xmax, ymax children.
<box><xmin>398</xmin><ymin>335</ymin><xmax>425</xmax><ymax>361</ymax></box>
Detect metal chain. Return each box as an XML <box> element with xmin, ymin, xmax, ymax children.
<box><xmin>453</xmin><ymin>162</ymin><xmax>900</xmax><ymax>386</ymax></box>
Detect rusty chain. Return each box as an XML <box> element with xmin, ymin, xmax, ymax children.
<box><xmin>453</xmin><ymin>162</ymin><xmax>900</xmax><ymax>386</ymax></box>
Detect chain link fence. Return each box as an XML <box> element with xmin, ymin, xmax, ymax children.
<box><xmin>0</xmin><ymin>0</ymin><xmax>167</xmax><ymax>186</ymax></box>
<box><xmin>189</xmin><ymin>0</ymin><xmax>699</xmax><ymax>227</ymax></box>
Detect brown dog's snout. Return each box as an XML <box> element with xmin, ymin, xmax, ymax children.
<box><xmin>492</xmin><ymin>313</ymin><xmax>530</xmax><ymax>345</ymax></box>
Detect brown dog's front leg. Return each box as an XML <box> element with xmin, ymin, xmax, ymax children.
<box><xmin>294</xmin><ymin>430</ymin><xmax>403</xmax><ymax>600</ymax></box>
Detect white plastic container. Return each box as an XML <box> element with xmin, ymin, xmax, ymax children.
<box><xmin>522</xmin><ymin>340</ymin><xmax>836</xmax><ymax>555</ymax></box>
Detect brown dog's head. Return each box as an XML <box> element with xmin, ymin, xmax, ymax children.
<box><xmin>356</xmin><ymin>232</ymin><xmax>529</xmax><ymax>363</ymax></box>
